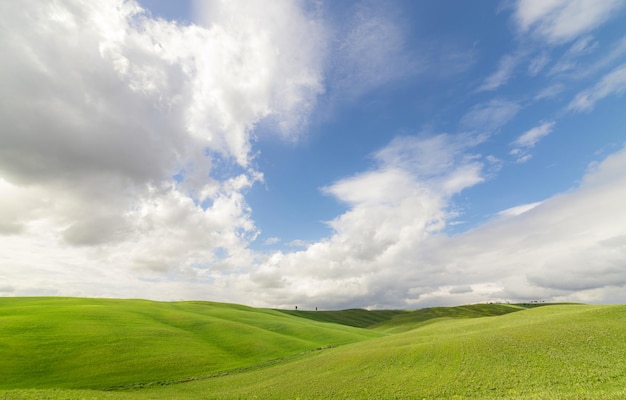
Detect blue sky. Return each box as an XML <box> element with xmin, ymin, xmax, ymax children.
<box><xmin>1</xmin><ymin>0</ymin><xmax>626</xmax><ymax>309</ymax></box>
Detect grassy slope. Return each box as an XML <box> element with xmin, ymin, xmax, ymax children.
<box><xmin>0</xmin><ymin>297</ymin><xmax>382</xmax><ymax>390</ymax></box>
<box><xmin>371</xmin><ymin>303</ymin><xmax>530</xmax><ymax>333</ymax></box>
<box><xmin>278</xmin><ymin>303</ymin><xmax>531</xmax><ymax>331</ymax></box>
<box><xmin>136</xmin><ymin>304</ymin><xmax>626</xmax><ymax>399</ymax></box>
<box><xmin>278</xmin><ymin>308</ymin><xmax>407</xmax><ymax>328</ymax></box>
<box><xmin>2</xmin><ymin>300</ymin><xmax>626</xmax><ymax>399</ymax></box>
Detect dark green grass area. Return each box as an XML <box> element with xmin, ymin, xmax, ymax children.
<box><xmin>0</xmin><ymin>297</ymin><xmax>382</xmax><ymax>390</ymax></box>
<box><xmin>280</xmin><ymin>303</ymin><xmax>542</xmax><ymax>332</ymax></box>
<box><xmin>371</xmin><ymin>303</ymin><xmax>534</xmax><ymax>333</ymax></box>
<box><xmin>278</xmin><ymin>308</ymin><xmax>407</xmax><ymax>328</ymax></box>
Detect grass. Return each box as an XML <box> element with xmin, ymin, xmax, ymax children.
<box><xmin>1</xmin><ymin>298</ymin><xmax>625</xmax><ymax>399</ymax></box>
<box><xmin>369</xmin><ymin>303</ymin><xmax>532</xmax><ymax>333</ymax></box>
<box><xmin>0</xmin><ymin>297</ymin><xmax>382</xmax><ymax>390</ymax></box>
<box><xmin>279</xmin><ymin>308</ymin><xmax>407</xmax><ymax>328</ymax></box>
<box><xmin>136</xmin><ymin>304</ymin><xmax>626</xmax><ymax>399</ymax></box>
<box><xmin>279</xmin><ymin>303</ymin><xmax>542</xmax><ymax>331</ymax></box>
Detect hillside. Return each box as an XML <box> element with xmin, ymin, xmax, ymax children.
<box><xmin>278</xmin><ymin>308</ymin><xmax>407</xmax><ymax>328</ymax></box>
<box><xmin>0</xmin><ymin>297</ymin><xmax>382</xmax><ymax>390</ymax></box>
<box><xmin>139</xmin><ymin>304</ymin><xmax>626</xmax><ymax>399</ymax></box>
<box><xmin>280</xmin><ymin>303</ymin><xmax>543</xmax><ymax>332</ymax></box>
<box><xmin>370</xmin><ymin>303</ymin><xmax>533</xmax><ymax>333</ymax></box>
<box><xmin>1</xmin><ymin>299</ymin><xmax>625</xmax><ymax>399</ymax></box>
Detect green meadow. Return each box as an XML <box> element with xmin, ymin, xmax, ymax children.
<box><xmin>1</xmin><ymin>298</ymin><xmax>625</xmax><ymax>399</ymax></box>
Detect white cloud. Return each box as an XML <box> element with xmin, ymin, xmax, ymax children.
<box><xmin>192</xmin><ymin>0</ymin><xmax>326</xmax><ymax>140</ymax></box>
<box><xmin>514</xmin><ymin>0</ymin><xmax>625</xmax><ymax>44</ymax></box>
<box><xmin>510</xmin><ymin>121</ymin><xmax>555</xmax><ymax>163</ymax></box>
<box><xmin>478</xmin><ymin>53</ymin><xmax>521</xmax><ymax>91</ymax></box>
<box><xmin>513</xmin><ymin>121</ymin><xmax>556</xmax><ymax>148</ymax></box>
<box><xmin>0</xmin><ymin>0</ymin><xmax>325</xmax><ymax>294</ymax></box>
<box><xmin>548</xmin><ymin>35</ymin><xmax>599</xmax><ymax>76</ymax></box>
<box><xmin>582</xmin><ymin>35</ymin><xmax>626</xmax><ymax>77</ymax></box>
<box><xmin>542</xmin><ymin>35</ymin><xmax>626</xmax><ymax>82</ymax></box>
<box><xmin>534</xmin><ymin>83</ymin><xmax>565</xmax><ymax>101</ymax></box>
<box><xmin>460</xmin><ymin>99</ymin><xmax>521</xmax><ymax>133</ymax></box>
<box><xmin>0</xmin><ymin>0</ymin><xmax>325</xmax><ymax>176</ymax></box>
<box><xmin>246</xmin><ymin>142</ymin><xmax>626</xmax><ymax>309</ymax></box>
<box><xmin>323</xmin><ymin>168</ymin><xmax>422</xmax><ymax>208</ymax></box>
<box><xmin>3</xmin><ymin>0</ymin><xmax>626</xmax><ymax>310</ymax></box>
<box><xmin>513</xmin><ymin>153</ymin><xmax>534</xmax><ymax>164</ymax></box>
<box><xmin>568</xmin><ymin>63</ymin><xmax>626</xmax><ymax>111</ymax></box>
<box><xmin>422</xmin><ymin>145</ymin><xmax>626</xmax><ymax>304</ymax></box>
<box><xmin>497</xmin><ymin>201</ymin><xmax>543</xmax><ymax>217</ymax></box>
<box><xmin>288</xmin><ymin>240</ymin><xmax>313</xmax><ymax>248</ymax></box>
<box><xmin>264</xmin><ymin>237</ymin><xmax>281</xmax><ymax>246</ymax></box>
<box><xmin>375</xmin><ymin>134</ymin><xmax>482</xmax><ymax>179</ymax></box>
<box><xmin>244</xmin><ymin>133</ymin><xmax>488</xmax><ymax>309</ymax></box>
<box><xmin>567</xmin><ymin>35</ymin><xmax>599</xmax><ymax>55</ymax></box>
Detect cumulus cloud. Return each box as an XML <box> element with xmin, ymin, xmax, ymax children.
<box><xmin>514</xmin><ymin>0</ymin><xmax>625</xmax><ymax>44</ymax></box>
<box><xmin>246</xmin><ymin>140</ymin><xmax>626</xmax><ymax>309</ymax></box>
<box><xmin>192</xmin><ymin>0</ymin><xmax>326</xmax><ymax>139</ymax></box>
<box><xmin>3</xmin><ymin>0</ymin><xmax>626</xmax><ymax>310</ymax></box>
<box><xmin>0</xmin><ymin>0</ymin><xmax>325</xmax><ymax>291</ymax></box>
<box><xmin>414</xmin><ymin>145</ymin><xmax>626</xmax><ymax>305</ymax></box>
<box><xmin>245</xmin><ymin>133</ymin><xmax>488</xmax><ymax>309</ymax></box>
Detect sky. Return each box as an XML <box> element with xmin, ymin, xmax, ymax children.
<box><xmin>1</xmin><ymin>0</ymin><xmax>626</xmax><ymax>309</ymax></box>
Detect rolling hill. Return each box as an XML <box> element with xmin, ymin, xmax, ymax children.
<box><xmin>1</xmin><ymin>298</ymin><xmax>625</xmax><ymax>399</ymax></box>
<box><xmin>0</xmin><ymin>297</ymin><xmax>382</xmax><ymax>390</ymax></box>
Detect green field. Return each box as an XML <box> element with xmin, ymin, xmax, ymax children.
<box><xmin>1</xmin><ymin>298</ymin><xmax>625</xmax><ymax>399</ymax></box>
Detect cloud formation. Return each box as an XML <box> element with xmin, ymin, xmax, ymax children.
<box><xmin>2</xmin><ymin>0</ymin><xmax>625</xmax><ymax>310</ymax></box>
<box><xmin>0</xmin><ymin>0</ymin><xmax>325</xmax><ymax>292</ymax></box>
<box><xmin>514</xmin><ymin>0</ymin><xmax>625</xmax><ymax>44</ymax></box>
<box><xmin>478</xmin><ymin>53</ymin><xmax>521</xmax><ymax>91</ymax></box>
<box><xmin>247</xmin><ymin>133</ymin><xmax>489</xmax><ymax>308</ymax></box>
<box><xmin>250</xmin><ymin>143</ymin><xmax>626</xmax><ymax>308</ymax></box>
<box><xmin>568</xmin><ymin>63</ymin><xmax>626</xmax><ymax>111</ymax></box>
<box><xmin>461</xmin><ymin>99</ymin><xmax>521</xmax><ymax>133</ymax></box>
<box><xmin>510</xmin><ymin>121</ymin><xmax>556</xmax><ymax>163</ymax></box>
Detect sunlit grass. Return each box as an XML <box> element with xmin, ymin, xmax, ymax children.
<box><xmin>140</xmin><ymin>304</ymin><xmax>626</xmax><ymax>399</ymax></box>
<box><xmin>0</xmin><ymin>297</ymin><xmax>381</xmax><ymax>390</ymax></box>
<box><xmin>1</xmin><ymin>299</ymin><xmax>625</xmax><ymax>399</ymax></box>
